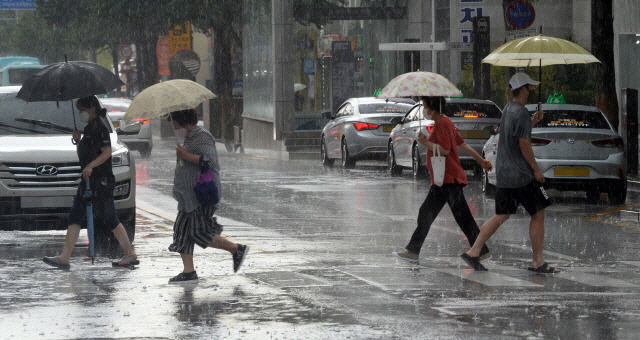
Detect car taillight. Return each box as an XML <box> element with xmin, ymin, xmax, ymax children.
<box><xmin>352</xmin><ymin>122</ymin><xmax>379</xmax><ymax>131</ymax></box>
<box><xmin>426</xmin><ymin>124</ymin><xmax>434</xmax><ymax>133</ymax></box>
<box><xmin>133</xmin><ymin>118</ymin><xmax>150</xmax><ymax>125</ymax></box>
<box><xmin>531</xmin><ymin>137</ymin><xmax>551</xmax><ymax>146</ymax></box>
<box><xmin>463</xmin><ymin>114</ymin><xmax>479</xmax><ymax>118</ymax></box>
<box><xmin>591</xmin><ymin>137</ymin><xmax>623</xmax><ymax>148</ymax></box>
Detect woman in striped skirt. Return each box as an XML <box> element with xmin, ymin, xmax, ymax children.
<box><xmin>168</xmin><ymin>108</ymin><xmax>249</xmax><ymax>283</ymax></box>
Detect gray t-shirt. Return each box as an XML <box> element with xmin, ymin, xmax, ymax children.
<box><xmin>496</xmin><ymin>101</ymin><xmax>534</xmax><ymax>188</ymax></box>
<box><xmin>173</xmin><ymin>126</ymin><xmax>221</xmax><ymax>212</ymax></box>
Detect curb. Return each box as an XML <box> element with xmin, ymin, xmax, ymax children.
<box><xmin>628</xmin><ymin>180</ymin><xmax>640</xmax><ymax>192</ymax></box>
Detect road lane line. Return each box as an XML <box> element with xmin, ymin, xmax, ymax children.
<box><xmin>584</xmin><ymin>204</ymin><xmax>640</xmax><ymax>231</ymax></box>
<box><xmin>434</xmin><ymin>268</ymin><xmax>543</xmax><ymax>287</ymax></box>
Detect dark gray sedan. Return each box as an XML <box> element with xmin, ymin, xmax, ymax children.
<box><xmin>321</xmin><ymin>97</ymin><xmax>414</xmax><ymax>168</ymax></box>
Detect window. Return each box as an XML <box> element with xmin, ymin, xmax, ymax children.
<box><xmin>535</xmin><ymin>110</ymin><xmax>610</xmax><ymax>129</ymax></box>
<box><xmin>445</xmin><ymin>102</ymin><xmax>502</xmax><ymax>119</ymax></box>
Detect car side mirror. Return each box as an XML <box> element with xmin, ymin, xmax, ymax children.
<box><xmin>322</xmin><ymin>110</ymin><xmax>332</xmax><ymax>120</ymax></box>
<box><xmin>390</xmin><ymin>116</ymin><xmax>403</xmax><ymax>125</ymax></box>
<box><xmin>119</xmin><ymin>120</ymin><xmax>141</xmax><ymax>133</ymax></box>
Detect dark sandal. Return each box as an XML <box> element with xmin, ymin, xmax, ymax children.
<box><xmin>112</xmin><ymin>256</ymin><xmax>140</xmax><ymax>267</ymax></box>
<box><xmin>528</xmin><ymin>262</ymin><xmax>560</xmax><ymax>273</ymax></box>
<box><xmin>460</xmin><ymin>253</ymin><xmax>488</xmax><ymax>271</ymax></box>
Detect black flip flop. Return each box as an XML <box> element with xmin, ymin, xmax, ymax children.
<box><xmin>112</xmin><ymin>258</ymin><xmax>140</xmax><ymax>267</ymax></box>
<box><xmin>528</xmin><ymin>262</ymin><xmax>560</xmax><ymax>273</ymax></box>
<box><xmin>460</xmin><ymin>253</ymin><xmax>488</xmax><ymax>271</ymax></box>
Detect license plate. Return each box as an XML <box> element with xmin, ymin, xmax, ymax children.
<box><xmin>458</xmin><ymin>130</ymin><xmax>489</xmax><ymax>139</ymax></box>
<box><xmin>383</xmin><ymin>125</ymin><xmax>394</xmax><ymax>132</ymax></box>
<box><xmin>112</xmin><ymin>121</ymin><xmax>120</xmax><ymax>128</ymax></box>
<box><xmin>21</xmin><ymin>196</ymin><xmax>74</xmax><ymax>208</ymax></box>
<box><xmin>553</xmin><ymin>166</ymin><xmax>590</xmax><ymax>177</ymax></box>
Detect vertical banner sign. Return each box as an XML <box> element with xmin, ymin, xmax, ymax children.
<box><xmin>331</xmin><ymin>41</ymin><xmax>355</xmax><ymax>114</ymax></box>
<box><xmin>157</xmin><ymin>36</ymin><xmax>171</xmax><ymax>76</ymax></box>
<box><xmin>169</xmin><ymin>22</ymin><xmax>191</xmax><ymax>56</ymax></box>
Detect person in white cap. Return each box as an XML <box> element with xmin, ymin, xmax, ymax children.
<box><xmin>461</xmin><ymin>72</ymin><xmax>560</xmax><ymax>273</ymax></box>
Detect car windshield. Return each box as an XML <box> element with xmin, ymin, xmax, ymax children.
<box><xmin>358</xmin><ymin>103</ymin><xmax>413</xmax><ymax>114</ymax></box>
<box><xmin>444</xmin><ymin>102</ymin><xmax>502</xmax><ymax>119</ymax></box>
<box><xmin>0</xmin><ymin>93</ymin><xmax>88</xmax><ymax>135</ymax></box>
<box><xmin>534</xmin><ymin>109</ymin><xmax>610</xmax><ymax>129</ymax></box>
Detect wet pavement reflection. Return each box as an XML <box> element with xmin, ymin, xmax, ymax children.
<box><xmin>2</xmin><ymin>138</ymin><xmax>640</xmax><ymax>339</ymax></box>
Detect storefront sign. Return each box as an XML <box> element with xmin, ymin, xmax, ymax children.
<box><xmin>451</xmin><ymin>0</ymin><xmax>486</xmax><ymax>44</ymax></box>
<box><xmin>169</xmin><ymin>22</ymin><xmax>191</xmax><ymax>56</ymax></box>
<box><xmin>0</xmin><ymin>0</ymin><xmax>35</xmax><ymax>9</ymax></box>
<box><xmin>156</xmin><ymin>36</ymin><xmax>171</xmax><ymax>76</ymax></box>
<box><xmin>505</xmin><ymin>0</ymin><xmax>535</xmax><ymax>29</ymax></box>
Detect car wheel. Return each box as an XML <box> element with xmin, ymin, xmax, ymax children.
<box><xmin>412</xmin><ymin>144</ymin><xmax>427</xmax><ymax>179</ymax></box>
<box><xmin>139</xmin><ymin>145</ymin><xmax>151</xmax><ymax>158</ymax></box>
<box><xmin>481</xmin><ymin>162</ymin><xmax>495</xmax><ymax>197</ymax></box>
<box><xmin>609</xmin><ymin>179</ymin><xmax>627</xmax><ymax>205</ymax></box>
<box><xmin>341</xmin><ymin>139</ymin><xmax>355</xmax><ymax>169</ymax></box>
<box><xmin>388</xmin><ymin>141</ymin><xmax>402</xmax><ymax>176</ymax></box>
<box><xmin>586</xmin><ymin>187</ymin><xmax>601</xmax><ymax>204</ymax></box>
<box><xmin>321</xmin><ymin>139</ymin><xmax>334</xmax><ymax>167</ymax></box>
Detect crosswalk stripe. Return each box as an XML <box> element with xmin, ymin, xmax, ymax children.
<box><xmin>433</xmin><ymin>257</ymin><xmax>638</xmax><ymax>288</ymax></box>
<box><xmin>620</xmin><ymin>261</ymin><xmax>640</xmax><ymax>267</ymax></box>
<box><xmin>553</xmin><ymin>271</ymin><xmax>639</xmax><ymax>287</ymax></box>
<box><xmin>434</xmin><ymin>267</ymin><xmax>543</xmax><ymax>287</ymax></box>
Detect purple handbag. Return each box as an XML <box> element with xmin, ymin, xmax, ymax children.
<box><xmin>194</xmin><ymin>156</ymin><xmax>219</xmax><ymax>206</ymax></box>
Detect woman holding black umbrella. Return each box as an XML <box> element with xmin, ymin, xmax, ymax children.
<box><xmin>43</xmin><ymin>96</ymin><xmax>138</xmax><ymax>269</ymax></box>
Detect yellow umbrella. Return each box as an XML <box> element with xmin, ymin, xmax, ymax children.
<box><xmin>482</xmin><ymin>35</ymin><xmax>600</xmax><ymax>104</ymax></box>
<box><xmin>482</xmin><ymin>35</ymin><xmax>600</xmax><ymax>67</ymax></box>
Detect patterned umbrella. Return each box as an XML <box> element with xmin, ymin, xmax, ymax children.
<box><xmin>376</xmin><ymin>71</ymin><xmax>462</xmax><ymax>98</ymax></box>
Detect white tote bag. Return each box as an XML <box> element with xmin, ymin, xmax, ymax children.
<box><xmin>430</xmin><ymin>145</ymin><xmax>446</xmax><ymax>187</ymax></box>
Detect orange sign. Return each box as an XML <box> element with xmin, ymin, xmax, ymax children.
<box><xmin>169</xmin><ymin>22</ymin><xmax>191</xmax><ymax>56</ymax></box>
<box><xmin>157</xmin><ymin>36</ymin><xmax>171</xmax><ymax>76</ymax></box>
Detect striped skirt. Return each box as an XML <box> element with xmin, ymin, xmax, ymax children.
<box><xmin>168</xmin><ymin>205</ymin><xmax>223</xmax><ymax>255</ymax></box>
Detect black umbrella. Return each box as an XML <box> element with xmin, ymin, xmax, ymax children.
<box><xmin>17</xmin><ymin>60</ymin><xmax>124</xmax><ymax>102</ymax></box>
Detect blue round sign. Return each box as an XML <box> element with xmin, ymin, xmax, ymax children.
<box><xmin>505</xmin><ymin>0</ymin><xmax>536</xmax><ymax>30</ymax></box>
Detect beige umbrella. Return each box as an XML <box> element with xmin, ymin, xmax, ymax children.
<box><xmin>123</xmin><ymin>79</ymin><xmax>216</xmax><ymax>123</ymax></box>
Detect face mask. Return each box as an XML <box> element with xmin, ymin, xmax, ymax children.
<box><xmin>174</xmin><ymin>127</ymin><xmax>187</xmax><ymax>138</ymax></box>
<box><xmin>78</xmin><ymin>111</ymin><xmax>90</xmax><ymax>123</ymax></box>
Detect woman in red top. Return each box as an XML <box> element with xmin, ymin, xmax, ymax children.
<box><xmin>393</xmin><ymin>96</ymin><xmax>493</xmax><ymax>266</ymax></box>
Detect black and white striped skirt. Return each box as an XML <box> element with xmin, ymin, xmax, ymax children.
<box><xmin>168</xmin><ymin>205</ymin><xmax>223</xmax><ymax>255</ymax></box>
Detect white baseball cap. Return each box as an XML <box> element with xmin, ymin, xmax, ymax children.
<box><xmin>509</xmin><ymin>72</ymin><xmax>540</xmax><ymax>90</ymax></box>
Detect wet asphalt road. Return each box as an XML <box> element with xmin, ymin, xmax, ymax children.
<box><xmin>2</xmin><ymin>138</ymin><xmax>640</xmax><ymax>339</ymax></box>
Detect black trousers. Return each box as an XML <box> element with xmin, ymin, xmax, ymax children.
<box><xmin>406</xmin><ymin>183</ymin><xmax>488</xmax><ymax>255</ymax></box>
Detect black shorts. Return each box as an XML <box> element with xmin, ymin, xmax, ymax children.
<box><xmin>495</xmin><ymin>181</ymin><xmax>551</xmax><ymax>215</ymax></box>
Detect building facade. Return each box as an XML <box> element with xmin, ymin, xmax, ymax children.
<box><xmin>240</xmin><ymin>0</ymin><xmax>640</xmax><ymax>156</ymax></box>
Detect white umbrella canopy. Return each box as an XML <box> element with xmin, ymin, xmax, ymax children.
<box><xmin>123</xmin><ymin>79</ymin><xmax>216</xmax><ymax>123</ymax></box>
<box><xmin>376</xmin><ymin>71</ymin><xmax>462</xmax><ymax>98</ymax></box>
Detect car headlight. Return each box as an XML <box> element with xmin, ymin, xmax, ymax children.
<box><xmin>112</xmin><ymin>147</ymin><xmax>130</xmax><ymax>167</ymax></box>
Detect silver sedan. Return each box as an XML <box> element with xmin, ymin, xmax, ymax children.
<box><xmin>320</xmin><ymin>97</ymin><xmax>414</xmax><ymax>168</ymax></box>
<box><xmin>482</xmin><ymin>104</ymin><xmax>626</xmax><ymax>204</ymax></box>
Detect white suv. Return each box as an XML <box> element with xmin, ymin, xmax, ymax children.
<box><xmin>0</xmin><ymin>86</ymin><xmax>136</xmax><ymax>242</ymax></box>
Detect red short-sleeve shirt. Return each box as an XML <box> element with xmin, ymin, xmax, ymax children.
<box><xmin>426</xmin><ymin>115</ymin><xmax>467</xmax><ymax>185</ymax></box>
